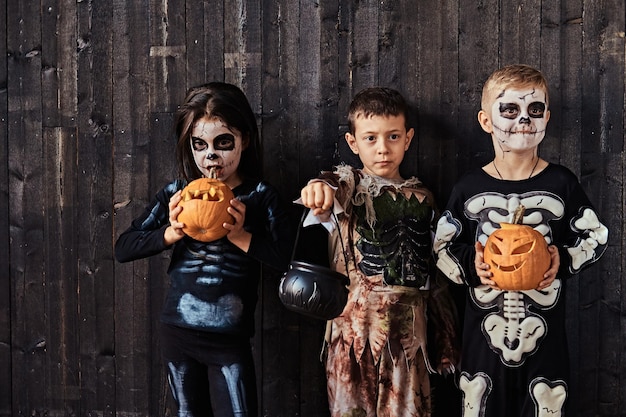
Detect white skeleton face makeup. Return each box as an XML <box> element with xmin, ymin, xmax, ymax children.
<box><xmin>191</xmin><ymin>117</ymin><xmax>244</xmax><ymax>186</ymax></box>
<box><xmin>490</xmin><ymin>88</ymin><xmax>549</xmax><ymax>152</ymax></box>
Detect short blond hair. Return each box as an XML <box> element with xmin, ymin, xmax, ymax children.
<box><xmin>481</xmin><ymin>64</ymin><xmax>549</xmax><ymax>111</ymax></box>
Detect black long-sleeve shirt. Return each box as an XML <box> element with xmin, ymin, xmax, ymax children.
<box><xmin>115</xmin><ymin>179</ymin><xmax>295</xmax><ymax>337</ymax></box>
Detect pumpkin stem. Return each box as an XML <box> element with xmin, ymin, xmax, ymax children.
<box><xmin>512</xmin><ymin>205</ymin><xmax>526</xmax><ymax>224</ymax></box>
<box><xmin>209</xmin><ymin>167</ymin><xmax>217</xmax><ymax>179</ymax></box>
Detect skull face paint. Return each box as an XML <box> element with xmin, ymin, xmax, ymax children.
<box><xmin>191</xmin><ymin>117</ymin><xmax>243</xmax><ymax>185</ymax></box>
<box><xmin>490</xmin><ymin>88</ymin><xmax>549</xmax><ymax>152</ymax></box>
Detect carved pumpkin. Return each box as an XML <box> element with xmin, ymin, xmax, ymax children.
<box><xmin>177</xmin><ymin>177</ymin><xmax>235</xmax><ymax>242</ymax></box>
<box><xmin>483</xmin><ymin>222</ymin><xmax>551</xmax><ymax>290</ymax></box>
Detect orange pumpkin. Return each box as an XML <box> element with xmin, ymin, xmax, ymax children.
<box><xmin>483</xmin><ymin>223</ymin><xmax>551</xmax><ymax>290</ymax></box>
<box><xmin>177</xmin><ymin>177</ymin><xmax>235</xmax><ymax>242</ymax></box>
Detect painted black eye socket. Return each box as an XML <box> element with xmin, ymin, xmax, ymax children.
<box><xmin>191</xmin><ymin>134</ymin><xmax>236</xmax><ymax>152</ymax></box>
<box><xmin>191</xmin><ymin>137</ymin><xmax>208</xmax><ymax>151</ymax></box>
<box><xmin>214</xmin><ymin>133</ymin><xmax>236</xmax><ymax>151</ymax></box>
<box><xmin>498</xmin><ymin>103</ymin><xmax>520</xmax><ymax>119</ymax></box>
<box><xmin>528</xmin><ymin>102</ymin><xmax>546</xmax><ymax>118</ymax></box>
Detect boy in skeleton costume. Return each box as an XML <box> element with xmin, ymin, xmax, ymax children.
<box><xmin>433</xmin><ymin>65</ymin><xmax>608</xmax><ymax>417</ymax></box>
<box><xmin>301</xmin><ymin>87</ymin><xmax>459</xmax><ymax>417</ymax></box>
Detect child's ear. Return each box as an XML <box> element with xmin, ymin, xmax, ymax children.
<box><xmin>345</xmin><ymin>132</ymin><xmax>359</xmax><ymax>154</ymax></box>
<box><xmin>405</xmin><ymin>128</ymin><xmax>415</xmax><ymax>151</ymax></box>
<box><xmin>477</xmin><ymin>110</ymin><xmax>493</xmax><ymax>134</ymax></box>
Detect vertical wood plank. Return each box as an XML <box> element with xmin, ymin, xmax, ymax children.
<box><xmin>350</xmin><ymin>0</ymin><xmax>379</xmax><ymax>92</ymax></box>
<box><xmin>559</xmin><ymin>6</ymin><xmax>584</xmax><ymax>412</ymax></box>
<box><xmin>40</xmin><ymin>0</ymin><xmax>80</xmax><ymax>413</ymax></box>
<box><xmin>499</xmin><ymin>0</ymin><xmax>542</xmax><ymax>66</ymax></box>
<box><xmin>185</xmin><ymin>1</ymin><xmax>223</xmax><ymax>87</ymax></box>
<box><xmin>43</xmin><ymin>127</ymin><xmax>80</xmax><ymax>415</ymax></box>
<box><xmin>6</xmin><ymin>0</ymin><xmax>47</xmax><ymax>415</ymax></box>
<box><xmin>589</xmin><ymin>2</ymin><xmax>624</xmax><ymax>415</ymax></box>
<box><xmin>0</xmin><ymin>0</ymin><xmax>10</xmax><ymax>412</ymax></box>
<box><xmin>413</xmin><ymin>0</ymin><xmax>462</xmax><ymax>207</ymax></box>
<box><xmin>76</xmin><ymin>0</ymin><xmax>116</xmax><ymax>415</ymax></box>
<box><xmin>537</xmin><ymin>0</ymin><xmax>563</xmax><ymax>164</ymax></box>
<box><xmin>578</xmin><ymin>2</ymin><xmax>604</xmax><ymax>413</ymax></box>
<box><xmin>258</xmin><ymin>1</ymin><xmax>302</xmax><ymax>413</ymax></box>
<box><xmin>457</xmin><ymin>0</ymin><xmax>500</xmax><ymax>173</ymax></box>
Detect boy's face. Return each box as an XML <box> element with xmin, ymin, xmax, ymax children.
<box><xmin>479</xmin><ymin>87</ymin><xmax>550</xmax><ymax>152</ymax></box>
<box><xmin>345</xmin><ymin>113</ymin><xmax>413</xmax><ymax>180</ymax></box>
<box><xmin>190</xmin><ymin>116</ymin><xmax>245</xmax><ymax>186</ymax></box>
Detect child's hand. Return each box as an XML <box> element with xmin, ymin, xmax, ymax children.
<box><xmin>224</xmin><ymin>198</ymin><xmax>252</xmax><ymax>252</ymax></box>
<box><xmin>536</xmin><ymin>245</ymin><xmax>560</xmax><ymax>290</ymax></box>
<box><xmin>300</xmin><ymin>181</ymin><xmax>335</xmax><ymax>216</ymax></box>
<box><xmin>164</xmin><ymin>190</ymin><xmax>186</xmax><ymax>245</ymax></box>
<box><xmin>474</xmin><ymin>241</ymin><xmax>499</xmax><ymax>289</ymax></box>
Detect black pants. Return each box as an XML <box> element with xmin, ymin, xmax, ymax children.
<box><xmin>160</xmin><ymin>323</ymin><xmax>258</xmax><ymax>417</ymax></box>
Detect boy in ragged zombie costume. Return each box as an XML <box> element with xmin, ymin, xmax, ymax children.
<box><xmin>300</xmin><ymin>87</ymin><xmax>459</xmax><ymax>417</ymax></box>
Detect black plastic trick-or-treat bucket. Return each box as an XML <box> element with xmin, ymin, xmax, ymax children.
<box><xmin>278</xmin><ymin>209</ymin><xmax>350</xmax><ymax>321</ymax></box>
<box><xmin>278</xmin><ymin>260</ymin><xmax>349</xmax><ymax>320</ymax></box>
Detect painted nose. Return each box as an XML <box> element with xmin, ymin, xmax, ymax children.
<box><xmin>206</xmin><ymin>153</ymin><xmax>219</xmax><ymax>160</ymax></box>
<box><xmin>519</xmin><ymin>116</ymin><xmax>531</xmax><ymax>125</ymax></box>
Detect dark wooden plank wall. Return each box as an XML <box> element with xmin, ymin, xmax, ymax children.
<box><xmin>1</xmin><ymin>1</ymin><xmax>624</xmax><ymax>416</ymax></box>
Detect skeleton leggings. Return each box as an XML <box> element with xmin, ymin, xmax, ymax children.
<box><xmin>160</xmin><ymin>323</ymin><xmax>258</xmax><ymax>417</ymax></box>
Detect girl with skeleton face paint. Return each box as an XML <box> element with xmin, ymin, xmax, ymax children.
<box><xmin>190</xmin><ymin>117</ymin><xmax>246</xmax><ymax>189</ymax></box>
<box><xmin>115</xmin><ymin>82</ymin><xmax>295</xmax><ymax>417</ymax></box>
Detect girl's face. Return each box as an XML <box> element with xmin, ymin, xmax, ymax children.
<box><xmin>190</xmin><ymin>116</ymin><xmax>245</xmax><ymax>188</ymax></box>
<box><xmin>488</xmin><ymin>87</ymin><xmax>550</xmax><ymax>152</ymax></box>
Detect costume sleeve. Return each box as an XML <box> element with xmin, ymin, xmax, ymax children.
<box><xmin>433</xmin><ymin>184</ymin><xmax>482</xmax><ymax>287</ymax></box>
<box><xmin>559</xmin><ymin>181</ymin><xmax>609</xmax><ymax>276</ymax></box>
<box><xmin>246</xmin><ymin>182</ymin><xmax>297</xmax><ymax>273</ymax></box>
<box><xmin>114</xmin><ymin>181</ymin><xmax>181</xmax><ymax>263</ymax></box>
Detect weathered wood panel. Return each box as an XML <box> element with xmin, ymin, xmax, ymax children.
<box><xmin>0</xmin><ymin>0</ymin><xmax>10</xmax><ymax>414</ymax></box>
<box><xmin>0</xmin><ymin>1</ymin><xmax>624</xmax><ymax>416</ymax></box>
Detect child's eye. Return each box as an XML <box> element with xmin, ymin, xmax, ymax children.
<box><xmin>498</xmin><ymin>103</ymin><xmax>520</xmax><ymax>119</ymax></box>
<box><xmin>214</xmin><ymin>133</ymin><xmax>236</xmax><ymax>151</ymax></box>
<box><xmin>389</xmin><ymin>134</ymin><xmax>400</xmax><ymax>140</ymax></box>
<box><xmin>364</xmin><ymin>135</ymin><xmax>376</xmax><ymax>142</ymax></box>
<box><xmin>528</xmin><ymin>102</ymin><xmax>546</xmax><ymax>118</ymax></box>
<box><xmin>191</xmin><ymin>137</ymin><xmax>208</xmax><ymax>151</ymax></box>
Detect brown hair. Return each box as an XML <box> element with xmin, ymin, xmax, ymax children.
<box><xmin>481</xmin><ymin>64</ymin><xmax>549</xmax><ymax>111</ymax></box>
<box><xmin>347</xmin><ymin>87</ymin><xmax>409</xmax><ymax>134</ymax></box>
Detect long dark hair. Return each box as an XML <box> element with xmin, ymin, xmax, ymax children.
<box><xmin>174</xmin><ymin>82</ymin><xmax>262</xmax><ymax>182</ymax></box>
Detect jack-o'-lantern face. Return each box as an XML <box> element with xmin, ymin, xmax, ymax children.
<box><xmin>177</xmin><ymin>177</ymin><xmax>235</xmax><ymax>242</ymax></box>
<box><xmin>483</xmin><ymin>223</ymin><xmax>551</xmax><ymax>290</ymax></box>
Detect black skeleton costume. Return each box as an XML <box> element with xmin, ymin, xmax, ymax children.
<box><xmin>433</xmin><ymin>164</ymin><xmax>608</xmax><ymax>417</ymax></box>
<box><xmin>116</xmin><ymin>178</ymin><xmax>294</xmax><ymax>417</ymax></box>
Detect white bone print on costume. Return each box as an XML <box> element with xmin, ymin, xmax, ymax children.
<box><xmin>459</xmin><ymin>372</ymin><xmax>492</xmax><ymax>417</ymax></box>
<box><xmin>221</xmin><ymin>363</ymin><xmax>248</xmax><ymax>415</ymax></box>
<box><xmin>464</xmin><ymin>192</ymin><xmax>564</xmax><ymax>247</ymax></box>
<box><xmin>566</xmin><ymin>208</ymin><xmax>609</xmax><ymax>273</ymax></box>
<box><xmin>530</xmin><ymin>377</ymin><xmax>567</xmax><ymax>417</ymax></box>
<box><xmin>473</xmin><ymin>279</ymin><xmax>561</xmax><ymax>366</ymax></box>
<box><xmin>434</xmin><ymin>212</ymin><xmax>464</xmax><ymax>284</ymax></box>
<box><xmin>464</xmin><ymin>191</ymin><xmax>565</xmax><ymax>365</ymax></box>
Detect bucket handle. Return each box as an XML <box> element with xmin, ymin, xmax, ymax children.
<box><xmin>290</xmin><ymin>207</ymin><xmax>350</xmax><ymax>278</ymax></box>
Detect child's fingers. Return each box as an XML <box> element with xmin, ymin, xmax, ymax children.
<box><xmin>301</xmin><ymin>182</ymin><xmax>335</xmax><ymax>210</ymax></box>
